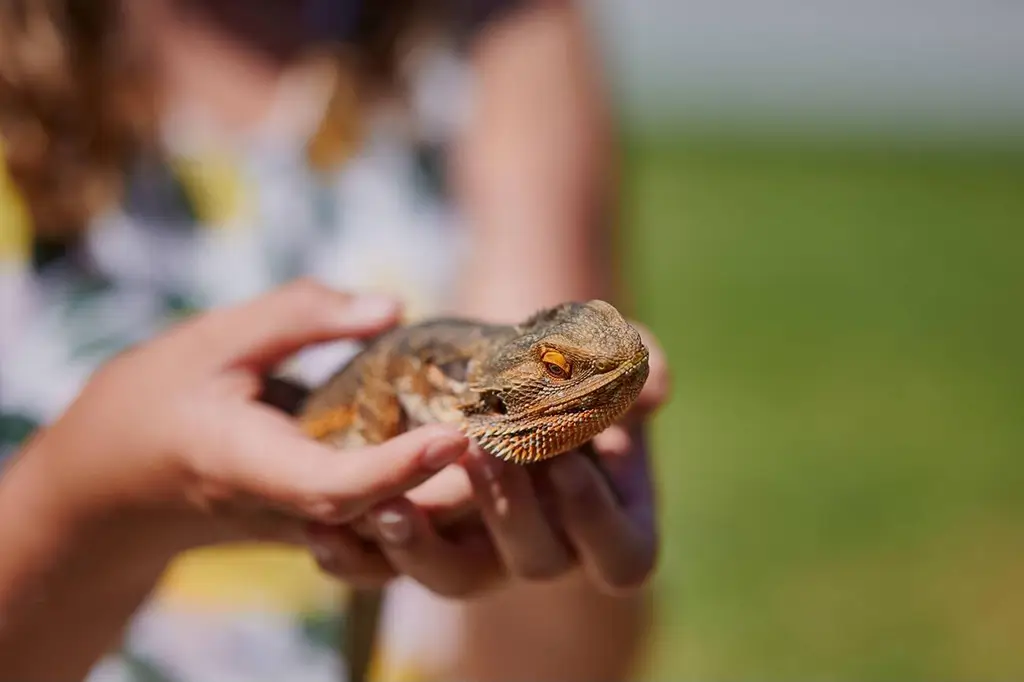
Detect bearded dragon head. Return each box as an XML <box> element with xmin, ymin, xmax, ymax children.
<box><xmin>462</xmin><ymin>300</ymin><xmax>650</xmax><ymax>464</ymax></box>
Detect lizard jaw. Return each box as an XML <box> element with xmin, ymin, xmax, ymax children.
<box><xmin>465</xmin><ymin>351</ymin><xmax>650</xmax><ymax>464</ymax></box>
<box><xmin>467</xmin><ymin>400</ymin><xmax>628</xmax><ymax>464</ymax></box>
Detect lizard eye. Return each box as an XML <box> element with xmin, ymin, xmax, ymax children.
<box><xmin>542</xmin><ymin>350</ymin><xmax>571</xmax><ymax>379</ymax></box>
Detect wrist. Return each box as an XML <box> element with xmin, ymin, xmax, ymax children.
<box><xmin>0</xmin><ymin>435</ymin><xmax>184</xmax><ymax>682</ymax></box>
<box><xmin>5</xmin><ymin>429</ymin><xmax>197</xmax><ymax>567</ymax></box>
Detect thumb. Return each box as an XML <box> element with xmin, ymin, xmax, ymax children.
<box><xmin>221</xmin><ymin>413</ymin><xmax>471</xmax><ymax>525</ymax></box>
<box><xmin>184</xmin><ymin>279</ymin><xmax>401</xmax><ymax>371</ymax></box>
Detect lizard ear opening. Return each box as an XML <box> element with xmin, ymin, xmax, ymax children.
<box><xmin>481</xmin><ymin>389</ymin><xmax>508</xmax><ymax>416</ymax></box>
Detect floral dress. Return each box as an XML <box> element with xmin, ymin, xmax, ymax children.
<box><xmin>0</xmin><ymin>40</ymin><xmax>476</xmax><ymax>682</ymax></box>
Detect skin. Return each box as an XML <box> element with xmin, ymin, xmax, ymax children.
<box><xmin>0</xmin><ymin>1</ymin><xmax>671</xmax><ymax>680</ymax></box>
<box><xmin>0</xmin><ymin>282</ymin><xmax>473</xmax><ymax>680</ymax></box>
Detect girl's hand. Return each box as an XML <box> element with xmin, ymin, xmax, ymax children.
<box><xmin>17</xmin><ymin>280</ymin><xmax>470</xmax><ymax>568</ymax></box>
<box><xmin>311</xmin><ymin>323</ymin><xmax>671</xmax><ymax>598</ymax></box>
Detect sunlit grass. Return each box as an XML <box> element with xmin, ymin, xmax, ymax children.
<box><xmin>622</xmin><ymin>132</ymin><xmax>1024</xmax><ymax>681</ymax></box>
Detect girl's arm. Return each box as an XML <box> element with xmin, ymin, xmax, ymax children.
<box><xmin>0</xmin><ymin>283</ymin><xmax>469</xmax><ymax>681</ymax></box>
<box><xmin>0</xmin><ymin>436</ymin><xmax>182</xmax><ymax>681</ymax></box>
<box><xmin>448</xmin><ymin>2</ymin><xmax>654</xmax><ymax>680</ymax></box>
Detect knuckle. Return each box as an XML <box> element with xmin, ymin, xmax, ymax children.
<box><xmin>219</xmin><ymin>370</ymin><xmax>262</xmax><ymax>400</ymax></box>
<box><xmin>309</xmin><ymin>533</ymin><xmax>394</xmax><ymax>585</ymax></box>
<box><xmin>177</xmin><ymin>439</ymin><xmax>238</xmax><ymax>515</ymax></box>
<box><xmin>299</xmin><ymin>494</ymin><xmax>346</xmax><ymax>524</ymax></box>
<box><xmin>287</xmin><ymin>456</ymin><xmax>348</xmax><ymax>523</ymax></box>
<box><xmin>184</xmin><ymin>477</ymin><xmax>238</xmax><ymax>515</ymax></box>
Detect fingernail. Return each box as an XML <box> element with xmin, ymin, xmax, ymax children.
<box><xmin>462</xmin><ymin>441</ymin><xmax>499</xmax><ymax>481</ymax></box>
<box><xmin>304</xmin><ymin>523</ymin><xmax>339</xmax><ymax>565</ymax></box>
<box><xmin>307</xmin><ymin>538</ymin><xmax>335</xmax><ymax>567</ymax></box>
<box><xmin>375</xmin><ymin>508</ymin><xmax>412</xmax><ymax>546</ymax></box>
<box><xmin>342</xmin><ymin>294</ymin><xmax>400</xmax><ymax>326</ymax></box>
<box><xmin>422</xmin><ymin>431</ymin><xmax>469</xmax><ymax>470</ymax></box>
<box><xmin>482</xmin><ymin>456</ymin><xmax>505</xmax><ymax>484</ymax></box>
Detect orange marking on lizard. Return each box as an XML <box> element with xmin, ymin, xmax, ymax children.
<box><xmin>300</xmin><ymin>407</ymin><xmax>354</xmax><ymax>440</ymax></box>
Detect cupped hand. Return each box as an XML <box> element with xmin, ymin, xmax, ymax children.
<box><xmin>310</xmin><ymin>321</ymin><xmax>671</xmax><ymax>598</ymax></box>
<box><xmin>25</xmin><ymin>280</ymin><xmax>470</xmax><ymax>574</ymax></box>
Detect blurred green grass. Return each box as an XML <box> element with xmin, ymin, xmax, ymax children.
<box><xmin>622</xmin><ymin>131</ymin><xmax>1024</xmax><ymax>681</ymax></box>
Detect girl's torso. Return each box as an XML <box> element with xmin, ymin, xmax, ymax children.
<box><xmin>0</xmin><ymin>44</ymin><xmax>475</xmax><ymax>682</ymax></box>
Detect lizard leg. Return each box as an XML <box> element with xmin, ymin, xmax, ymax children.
<box><xmin>301</xmin><ymin>406</ymin><xmax>356</xmax><ymax>441</ymax></box>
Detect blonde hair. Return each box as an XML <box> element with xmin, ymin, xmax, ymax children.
<box><xmin>0</xmin><ymin>0</ymin><xmax>440</xmax><ymax>241</ymax></box>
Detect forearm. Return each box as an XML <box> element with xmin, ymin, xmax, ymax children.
<box><xmin>451</xmin><ymin>0</ymin><xmax>622</xmax><ymax>316</ymax></box>
<box><xmin>0</xmin><ymin>435</ymin><xmax>178</xmax><ymax>680</ymax></box>
<box><xmin>446</xmin><ymin>2</ymin><xmax>650</xmax><ymax>678</ymax></box>
<box><xmin>459</xmin><ymin>576</ymin><xmax>654</xmax><ymax>682</ymax></box>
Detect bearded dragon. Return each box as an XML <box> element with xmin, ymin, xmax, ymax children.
<box><xmin>295</xmin><ymin>299</ymin><xmax>650</xmax><ymax>682</ymax></box>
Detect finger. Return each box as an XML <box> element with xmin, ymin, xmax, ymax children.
<box><xmin>463</xmin><ymin>444</ymin><xmax>574</xmax><ymax>582</ymax></box>
<box><xmin>590</xmin><ymin>424</ymin><xmax>654</xmax><ymax>507</ymax></box>
<box><xmin>368</xmin><ymin>498</ymin><xmax>504</xmax><ymax>598</ymax></box>
<box><xmin>592</xmin><ymin>426</ymin><xmax>633</xmax><ymax>459</ymax></box>
<box><xmin>638</xmin><ymin>323</ymin><xmax>671</xmax><ymax>409</ymax></box>
<box><xmin>351</xmin><ymin>465</ymin><xmax>477</xmax><ymax>539</ymax></box>
<box><xmin>403</xmin><ymin>464</ymin><xmax>477</xmax><ymax>529</ymax></box>
<box><xmin>624</xmin><ymin>321</ymin><xmax>672</xmax><ymax>422</ymax></box>
<box><xmin>202</xmin><ymin>411</ymin><xmax>469</xmax><ymax>525</ymax></box>
<box><xmin>304</xmin><ymin>522</ymin><xmax>397</xmax><ymax>588</ymax></box>
<box><xmin>183</xmin><ymin>279</ymin><xmax>401</xmax><ymax>370</ymax></box>
<box><xmin>544</xmin><ymin>451</ymin><xmax>656</xmax><ymax>594</ymax></box>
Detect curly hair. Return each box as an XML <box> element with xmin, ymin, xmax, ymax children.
<box><xmin>0</xmin><ymin>0</ymin><xmax>442</xmax><ymax>240</ymax></box>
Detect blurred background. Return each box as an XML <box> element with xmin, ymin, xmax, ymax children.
<box><xmin>586</xmin><ymin>1</ymin><xmax>1024</xmax><ymax>679</ymax></box>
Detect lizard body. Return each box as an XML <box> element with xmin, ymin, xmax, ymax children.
<box><xmin>300</xmin><ymin>299</ymin><xmax>649</xmax><ymax>464</ymax></box>
<box><xmin>295</xmin><ymin>299</ymin><xmax>650</xmax><ymax>682</ymax></box>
